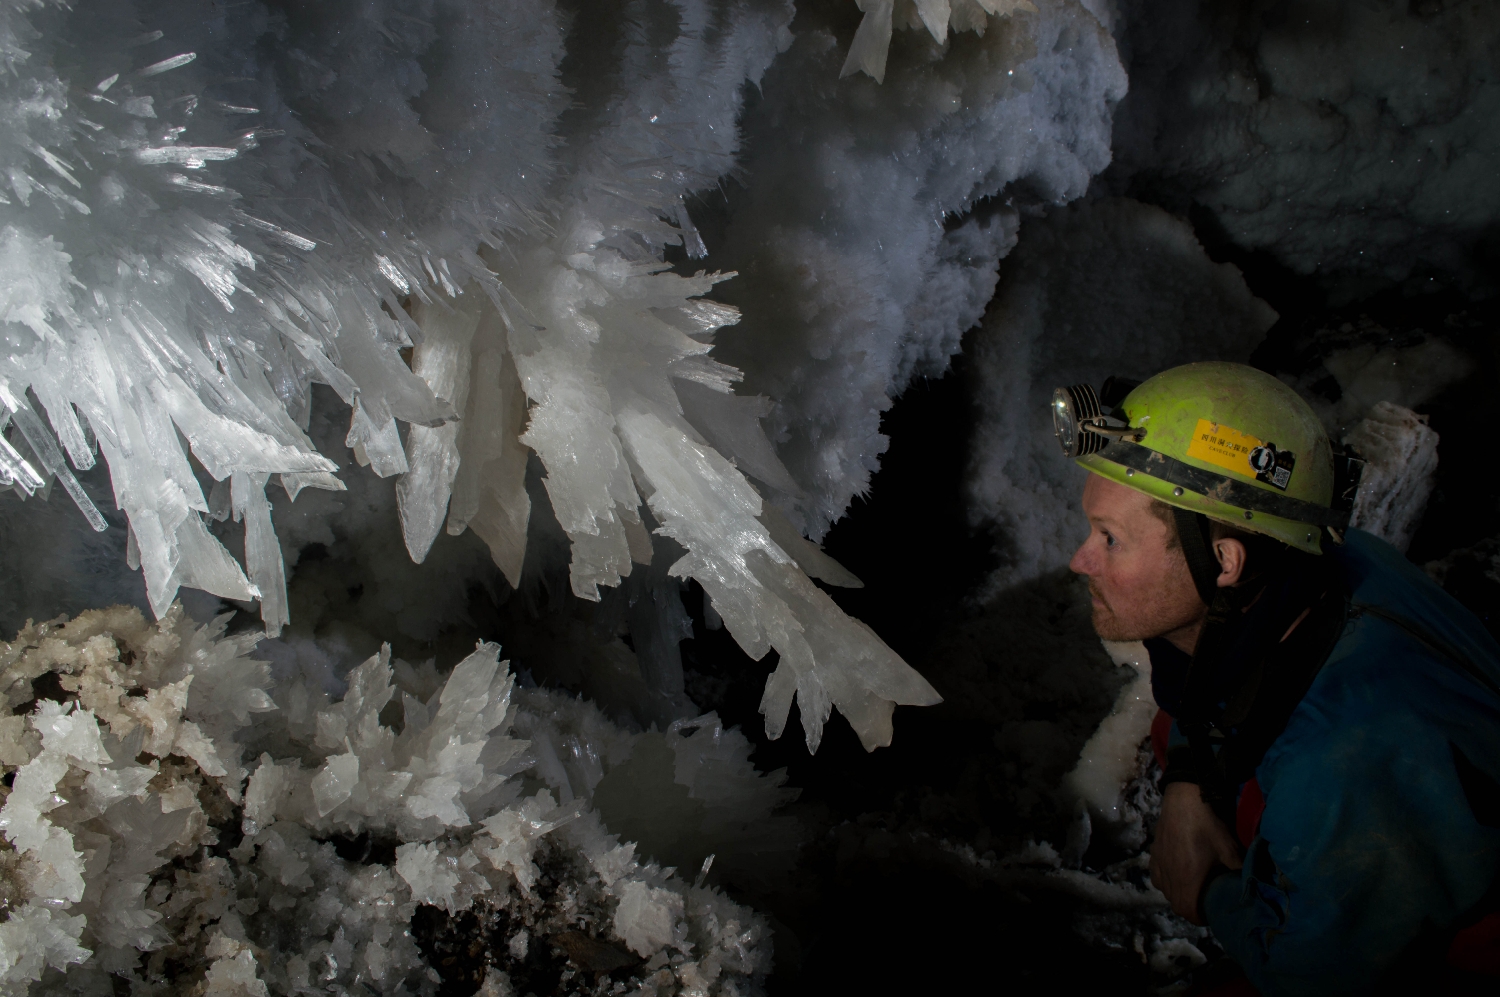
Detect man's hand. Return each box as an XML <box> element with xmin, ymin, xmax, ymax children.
<box><xmin>1150</xmin><ymin>781</ymin><xmax>1244</xmax><ymax>924</ymax></box>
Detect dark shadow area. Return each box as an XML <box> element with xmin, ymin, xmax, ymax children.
<box><xmin>675</xmin><ymin>344</ymin><xmax>1156</xmax><ymax>992</ymax></box>
<box><xmin>0</xmin><ymin>441</ymin><xmax>149</xmax><ymax>635</ymax></box>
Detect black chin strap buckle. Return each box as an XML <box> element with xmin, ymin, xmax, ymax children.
<box><xmin>1171</xmin><ymin>506</ymin><xmax>1221</xmax><ymax>605</ymax></box>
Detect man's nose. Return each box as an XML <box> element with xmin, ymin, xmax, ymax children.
<box><xmin>1068</xmin><ymin>537</ymin><xmax>1094</xmax><ymax>576</ymax></box>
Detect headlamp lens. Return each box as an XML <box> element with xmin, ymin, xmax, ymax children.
<box><xmin>1052</xmin><ymin>387</ymin><xmax>1078</xmax><ymax>456</ymax></box>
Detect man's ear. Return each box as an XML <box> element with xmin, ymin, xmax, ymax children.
<box><xmin>1214</xmin><ymin>537</ymin><xmax>1248</xmax><ymax>587</ymax></box>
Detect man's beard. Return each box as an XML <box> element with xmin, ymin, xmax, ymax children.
<box><xmin>1087</xmin><ymin>580</ymin><xmax>1195</xmax><ymax>643</ymax></box>
<box><xmin>1089</xmin><ymin>598</ymin><xmax>1135</xmax><ymax>642</ymax></box>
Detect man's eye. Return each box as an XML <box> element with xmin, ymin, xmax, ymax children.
<box><xmin>1103</xmin><ymin>531</ymin><xmax>1117</xmax><ymax>548</ymax></box>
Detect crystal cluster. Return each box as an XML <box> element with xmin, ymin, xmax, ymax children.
<box><xmin>0</xmin><ymin>606</ymin><xmax>787</xmax><ymax>996</ymax></box>
<box><xmin>840</xmin><ymin>0</ymin><xmax>1039</xmax><ymax>83</ymax></box>
<box><xmin>0</xmin><ymin>0</ymin><xmax>971</xmax><ymax>752</ymax></box>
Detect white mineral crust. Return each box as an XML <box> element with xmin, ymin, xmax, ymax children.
<box><xmin>1346</xmin><ymin>401</ymin><xmax>1441</xmax><ymax>554</ymax></box>
<box><xmin>1064</xmin><ymin>640</ymin><xmax>1155</xmax><ymax>823</ymax></box>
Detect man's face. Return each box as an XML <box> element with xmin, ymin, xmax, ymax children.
<box><xmin>1069</xmin><ymin>475</ymin><xmax>1204</xmax><ymax>644</ymax></box>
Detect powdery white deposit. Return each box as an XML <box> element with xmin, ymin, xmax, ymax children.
<box><xmin>709</xmin><ymin>0</ymin><xmax>1125</xmax><ymax>540</ymax></box>
<box><xmin>0</xmin><ymin>606</ymin><xmax>784</xmax><ymax>997</ymax></box>
<box><xmin>1345</xmin><ymin>402</ymin><xmax>1440</xmax><ymax>554</ymax></box>
<box><xmin>1109</xmin><ymin>0</ymin><xmax>1500</xmax><ymax>291</ymax></box>
<box><xmin>1064</xmin><ymin>640</ymin><xmax>1154</xmax><ymax>832</ymax></box>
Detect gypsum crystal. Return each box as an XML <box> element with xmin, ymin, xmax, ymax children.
<box><xmin>840</xmin><ymin>0</ymin><xmax>1039</xmax><ymax>83</ymax></box>
<box><xmin>0</xmin><ymin>0</ymin><xmax>938</xmax><ymax>751</ymax></box>
<box><xmin>0</xmin><ymin>605</ymin><xmax>780</xmax><ymax>997</ymax></box>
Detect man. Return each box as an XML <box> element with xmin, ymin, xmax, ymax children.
<box><xmin>1057</xmin><ymin>362</ymin><xmax>1500</xmax><ymax>994</ymax></box>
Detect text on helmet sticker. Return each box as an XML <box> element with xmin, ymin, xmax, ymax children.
<box><xmin>1185</xmin><ymin>419</ymin><xmax>1296</xmax><ymax>491</ymax></box>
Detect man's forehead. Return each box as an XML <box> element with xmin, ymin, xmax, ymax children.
<box><xmin>1082</xmin><ymin>474</ymin><xmax>1155</xmax><ymax>523</ymax></box>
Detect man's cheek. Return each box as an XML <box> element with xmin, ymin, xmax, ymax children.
<box><xmin>1095</xmin><ymin>594</ymin><xmax>1128</xmax><ymax>626</ymax></box>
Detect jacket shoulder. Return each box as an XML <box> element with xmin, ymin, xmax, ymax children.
<box><xmin>1260</xmin><ymin>530</ymin><xmax>1500</xmax><ymax>818</ymax></box>
<box><xmin>1334</xmin><ymin>529</ymin><xmax>1500</xmax><ymax>686</ymax></box>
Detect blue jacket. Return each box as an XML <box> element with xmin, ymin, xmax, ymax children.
<box><xmin>1197</xmin><ymin>529</ymin><xmax>1500</xmax><ymax>994</ymax></box>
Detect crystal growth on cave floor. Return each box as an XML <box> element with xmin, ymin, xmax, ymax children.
<box><xmin>0</xmin><ymin>606</ymin><xmax>786</xmax><ymax>996</ymax></box>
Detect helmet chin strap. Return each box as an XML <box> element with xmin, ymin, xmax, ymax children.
<box><xmin>1171</xmin><ymin>505</ymin><xmax>1242</xmax><ymax>821</ymax></box>
<box><xmin>1171</xmin><ymin>505</ymin><xmax>1222</xmax><ymax>606</ymax></box>
<box><xmin>1167</xmin><ymin>506</ymin><xmax>1331</xmax><ymax>824</ymax></box>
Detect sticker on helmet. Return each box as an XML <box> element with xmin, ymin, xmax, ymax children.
<box><xmin>1248</xmin><ymin>442</ymin><xmax>1295</xmax><ymax>490</ymax></box>
<box><xmin>1185</xmin><ymin>419</ymin><xmax>1296</xmax><ymax>490</ymax></box>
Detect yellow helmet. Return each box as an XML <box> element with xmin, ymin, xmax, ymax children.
<box><xmin>1052</xmin><ymin>362</ymin><xmax>1355</xmax><ymax>554</ymax></box>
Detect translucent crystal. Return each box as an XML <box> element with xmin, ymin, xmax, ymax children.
<box><xmin>613</xmin><ymin>880</ymin><xmax>685</xmax><ymax>957</ymax></box>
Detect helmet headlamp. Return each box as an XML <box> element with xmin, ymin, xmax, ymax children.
<box><xmin>1052</xmin><ymin>377</ymin><xmax>1144</xmax><ymax>458</ymax></box>
<box><xmin>1052</xmin><ymin>384</ymin><xmax>1104</xmax><ymax>458</ymax></box>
